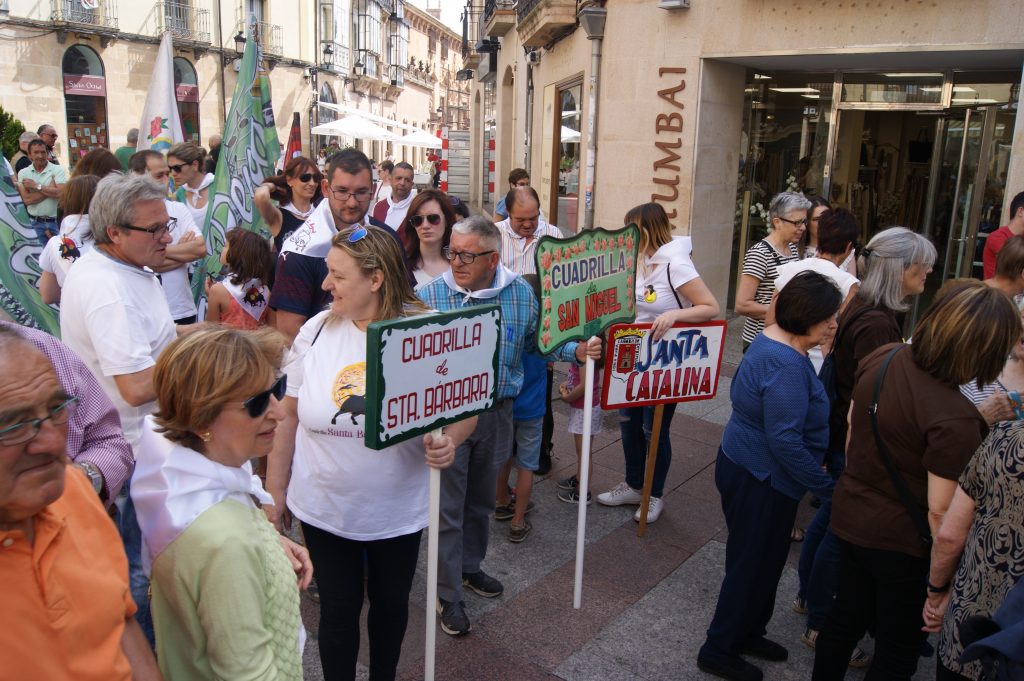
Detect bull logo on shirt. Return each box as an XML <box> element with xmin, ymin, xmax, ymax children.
<box><xmin>330</xmin><ymin>362</ymin><xmax>367</xmax><ymax>426</ymax></box>
<box><xmin>59</xmin><ymin>236</ymin><xmax>81</xmax><ymax>262</ymax></box>
<box><xmin>243</xmin><ymin>285</ymin><xmax>265</xmax><ymax>307</ymax></box>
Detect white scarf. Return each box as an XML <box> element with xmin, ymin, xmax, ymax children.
<box><xmin>440</xmin><ymin>263</ymin><xmax>519</xmax><ymax>305</ymax></box>
<box><xmin>222</xmin><ymin>276</ymin><xmax>269</xmax><ymax>321</ymax></box>
<box><xmin>279</xmin><ymin>198</ymin><xmax>341</xmax><ymax>258</ymax></box>
<box><xmin>182</xmin><ymin>173</ymin><xmax>216</xmax><ymax>208</ymax></box>
<box><xmin>131</xmin><ymin>415</ymin><xmax>275</xmax><ymax>574</ymax></box>
<box><xmin>280</xmin><ymin>202</ymin><xmax>314</xmax><ymax>221</ymax></box>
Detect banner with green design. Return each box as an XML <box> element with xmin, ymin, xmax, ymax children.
<box><xmin>534</xmin><ymin>225</ymin><xmax>640</xmax><ymax>354</ymax></box>
<box><xmin>0</xmin><ymin>159</ymin><xmax>60</xmax><ymax>334</ymax></box>
<box><xmin>190</xmin><ymin>15</ymin><xmax>280</xmax><ymax>309</ymax></box>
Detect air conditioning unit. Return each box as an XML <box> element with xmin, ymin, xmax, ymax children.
<box><xmin>526</xmin><ymin>50</ymin><xmax>540</xmax><ymax>65</ymax></box>
<box><xmin>659</xmin><ymin>0</ymin><xmax>690</xmax><ymax>8</ymax></box>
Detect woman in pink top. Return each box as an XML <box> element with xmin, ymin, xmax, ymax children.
<box><xmin>207</xmin><ymin>228</ymin><xmax>275</xmax><ymax>330</ymax></box>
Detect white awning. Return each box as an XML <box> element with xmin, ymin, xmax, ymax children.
<box><xmin>311</xmin><ymin>117</ymin><xmax>397</xmax><ymax>141</ymax></box>
<box><xmin>317</xmin><ymin>101</ymin><xmax>419</xmax><ymax>133</ymax></box>
<box><xmin>395</xmin><ymin>129</ymin><xmax>443</xmax><ymax>148</ymax></box>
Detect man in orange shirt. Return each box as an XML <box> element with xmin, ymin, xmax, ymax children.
<box><xmin>0</xmin><ymin>328</ymin><xmax>161</xmax><ymax>680</ymax></box>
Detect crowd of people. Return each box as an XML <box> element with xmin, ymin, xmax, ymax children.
<box><xmin>4</xmin><ymin>125</ymin><xmax>1024</xmax><ymax>681</ymax></box>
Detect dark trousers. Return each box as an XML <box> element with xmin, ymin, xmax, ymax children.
<box><xmin>542</xmin><ymin>364</ymin><xmax>554</xmax><ymax>457</ymax></box>
<box><xmin>301</xmin><ymin>522</ymin><xmax>422</xmax><ymax>681</ymax></box>
<box><xmin>936</xmin><ymin>663</ymin><xmax>972</xmax><ymax>681</ymax></box>
<box><xmin>700</xmin><ymin>450</ymin><xmax>800</xmax><ymax>661</ymax></box>
<box><xmin>812</xmin><ymin>539</ymin><xmax>929</xmax><ymax>681</ymax></box>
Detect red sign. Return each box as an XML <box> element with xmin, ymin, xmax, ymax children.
<box><xmin>175</xmin><ymin>84</ymin><xmax>199</xmax><ymax>103</ymax></box>
<box><xmin>63</xmin><ymin>75</ymin><xmax>106</xmax><ymax>97</ymax></box>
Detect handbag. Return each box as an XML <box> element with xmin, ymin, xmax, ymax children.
<box><xmin>867</xmin><ymin>344</ymin><xmax>933</xmax><ymax>547</ymax></box>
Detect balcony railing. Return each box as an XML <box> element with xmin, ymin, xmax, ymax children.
<box><xmin>157</xmin><ymin>1</ymin><xmax>210</xmax><ymax>44</ymax></box>
<box><xmin>482</xmin><ymin>0</ymin><xmax>516</xmax><ymax>36</ymax></box>
<box><xmin>483</xmin><ymin>0</ymin><xmax>516</xmax><ymax>24</ymax></box>
<box><xmin>461</xmin><ymin>0</ymin><xmax>480</xmax><ymax>63</ymax></box>
<box><xmin>405</xmin><ymin>66</ymin><xmax>432</xmax><ymax>89</ymax></box>
<box><xmin>515</xmin><ymin>0</ymin><xmax>576</xmax><ymax>47</ymax></box>
<box><xmin>322</xmin><ymin>41</ymin><xmax>350</xmax><ymax>75</ymax></box>
<box><xmin>236</xmin><ymin>18</ymin><xmax>283</xmax><ymax>56</ymax></box>
<box><xmin>51</xmin><ymin>0</ymin><xmax>118</xmax><ymax>31</ymax></box>
<box><xmin>515</xmin><ymin>0</ymin><xmax>538</xmax><ymax>21</ymax></box>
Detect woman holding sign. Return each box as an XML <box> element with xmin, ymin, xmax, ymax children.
<box><xmin>596</xmin><ymin>202</ymin><xmax>719</xmax><ymax>523</ymax></box>
<box><xmin>265</xmin><ymin>225</ymin><xmax>476</xmax><ymax>681</ymax></box>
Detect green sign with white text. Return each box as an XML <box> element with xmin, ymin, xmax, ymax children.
<box><xmin>534</xmin><ymin>225</ymin><xmax>640</xmax><ymax>354</ymax></box>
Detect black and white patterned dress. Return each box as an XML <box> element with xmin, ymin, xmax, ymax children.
<box><xmin>938</xmin><ymin>421</ymin><xmax>1024</xmax><ymax>679</ymax></box>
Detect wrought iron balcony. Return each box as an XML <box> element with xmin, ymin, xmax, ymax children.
<box><xmin>482</xmin><ymin>0</ymin><xmax>516</xmax><ymax>36</ymax></box>
<box><xmin>322</xmin><ymin>41</ymin><xmax>350</xmax><ymax>75</ymax></box>
<box><xmin>51</xmin><ymin>0</ymin><xmax>118</xmax><ymax>33</ymax></box>
<box><xmin>405</xmin><ymin>65</ymin><xmax>432</xmax><ymax>89</ymax></box>
<box><xmin>157</xmin><ymin>1</ymin><xmax>211</xmax><ymax>44</ymax></box>
<box><xmin>236</xmin><ymin>18</ymin><xmax>283</xmax><ymax>57</ymax></box>
<box><xmin>516</xmin><ymin>0</ymin><xmax>576</xmax><ymax>47</ymax></box>
<box><xmin>461</xmin><ymin>0</ymin><xmax>481</xmax><ymax>68</ymax></box>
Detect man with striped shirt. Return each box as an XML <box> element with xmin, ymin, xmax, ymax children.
<box><xmin>495</xmin><ymin>186</ymin><xmax>562</xmax><ymax>275</ymax></box>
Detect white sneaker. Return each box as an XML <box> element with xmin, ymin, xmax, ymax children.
<box><xmin>597</xmin><ymin>482</ymin><xmax>644</xmax><ymax>507</ymax></box>
<box><xmin>633</xmin><ymin>496</ymin><xmax>664</xmax><ymax>523</ymax></box>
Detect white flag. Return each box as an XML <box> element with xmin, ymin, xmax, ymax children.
<box><xmin>137</xmin><ymin>32</ymin><xmax>185</xmax><ymax>152</ymax></box>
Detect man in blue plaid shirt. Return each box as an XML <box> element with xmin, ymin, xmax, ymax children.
<box><xmin>419</xmin><ymin>215</ymin><xmax>600</xmax><ymax>636</ymax></box>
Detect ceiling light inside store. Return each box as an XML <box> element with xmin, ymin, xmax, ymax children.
<box><xmin>882</xmin><ymin>72</ymin><xmax>942</xmax><ymax>78</ymax></box>
<box><xmin>754</xmin><ymin>73</ymin><xmax>772</xmax><ymax>80</ymax></box>
<box><xmin>952</xmin><ymin>98</ymin><xmax>998</xmax><ymax>104</ymax></box>
<box><xmin>953</xmin><ymin>86</ymin><xmax>978</xmax><ymax>93</ymax></box>
<box><xmin>801</xmin><ymin>94</ymin><xmax>820</xmax><ymax>99</ymax></box>
<box><xmin>920</xmin><ymin>87</ymin><xmax>943</xmax><ymax>92</ymax></box>
<box><xmin>769</xmin><ymin>87</ymin><xmax>819</xmax><ymax>93</ymax></box>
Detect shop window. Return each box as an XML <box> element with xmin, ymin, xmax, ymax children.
<box><xmin>841</xmin><ymin>72</ymin><xmax>943</xmax><ymax>105</ymax></box>
<box><xmin>62</xmin><ymin>44</ymin><xmax>109</xmax><ymax>169</ymax></box>
<box><xmin>173</xmin><ymin>57</ymin><xmax>200</xmax><ymax>144</ymax></box>
<box><xmin>554</xmin><ymin>82</ymin><xmax>582</xmax><ymax>233</ymax></box>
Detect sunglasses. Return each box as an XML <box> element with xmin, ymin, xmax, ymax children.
<box><xmin>410</xmin><ymin>214</ymin><xmax>443</xmax><ymax>228</ymax></box>
<box><xmin>242</xmin><ymin>375</ymin><xmax>287</xmax><ymax>418</ymax></box>
<box><xmin>167</xmin><ymin>163</ymin><xmax>190</xmax><ymax>173</ymax></box>
<box><xmin>296</xmin><ymin>172</ymin><xmax>319</xmax><ymax>183</ymax></box>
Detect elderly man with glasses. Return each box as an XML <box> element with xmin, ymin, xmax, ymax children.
<box><xmin>59</xmin><ymin>173</ymin><xmax>183</xmax><ymax>646</ymax></box>
<box><xmin>270</xmin><ymin>148</ymin><xmax>413</xmax><ymax>342</ymax></box>
<box><xmin>0</xmin><ymin>328</ymin><xmax>162</xmax><ymax>680</ymax></box>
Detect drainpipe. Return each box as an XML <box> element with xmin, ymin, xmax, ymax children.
<box><xmin>216</xmin><ymin>0</ymin><xmax>227</xmax><ymax>122</ymax></box>
<box><xmin>578</xmin><ymin>4</ymin><xmax>606</xmax><ymax>231</ymax></box>
<box><xmin>523</xmin><ymin>56</ymin><xmax>534</xmax><ymax>170</ymax></box>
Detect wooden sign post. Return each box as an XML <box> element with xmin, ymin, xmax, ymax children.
<box><xmin>364</xmin><ymin>305</ymin><xmax>501</xmax><ymax>681</ymax></box>
<box><xmin>602</xmin><ymin>320</ymin><xmax>728</xmax><ymax>536</ymax></box>
<box><xmin>535</xmin><ymin>226</ymin><xmax>639</xmax><ymax>609</ymax></box>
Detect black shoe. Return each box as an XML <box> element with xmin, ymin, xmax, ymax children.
<box><xmin>494</xmin><ymin>500</ymin><xmax>534</xmax><ymax>521</ymax></box>
<box><xmin>555</xmin><ymin>474</ymin><xmax>578</xmax><ymax>491</ymax></box>
<box><xmin>537</xmin><ymin>449</ymin><xmax>552</xmax><ymax>476</ymax></box>
<box><xmin>436</xmin><ymin>598</ymin><xmax>471</xmax><ymax>636</ymax></box>
<box><xmin>697</xmin><ymin>654</ymin><xmax>763</xmax><ymax>681</ymax></box>
<box><xmin>462</xmin><ymin>570</ymin><xmax>504</xmax><ymax>598</ymax></box>
<box><xmin>739</xmin><ymin>636</ymin><xmax>788</xmax><ymax>662</ymax></box>
<box><xmin>557</xmin><ymin>488</ymin><xmax>592</xmax><ymax>505</ymax></box>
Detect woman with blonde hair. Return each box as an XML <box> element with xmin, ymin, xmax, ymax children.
<box><xmin>266</xmin><ymin>225</ymin><xmax>476</xmax><ymax>681</ymax></box>
<box><xmin>167</xmin><ymin>142</ymin><xmax>213</xmax><ymax>228</ymax></box>
<box><xmin>595</xmin><ymin>202</ymin><xmax>719</xmax><ymax>523</ymax></box>
<box><xmin>813</xmin><ymin>279</ymin><xmax>1022</xmax><ymax>680</ymax></box>
<box><xmin>131</xmin><ymin>326</ymin><xmax>312</xmax><ymax>680</ymax></box>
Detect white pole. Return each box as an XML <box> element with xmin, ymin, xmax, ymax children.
<box><xmin>424</xmin><ymin>427</ymin><xmax>443</xmax><ymax>681</ymax></box>
<box><xmin>573</xmin><ymin>344</ymin><xmax>596</xmax><ymax>609</ymax></box>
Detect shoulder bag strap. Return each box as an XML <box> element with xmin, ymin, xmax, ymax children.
<box><xmin>824</xmin><ymin>304</ymin><xmax>874</xmax><ymax>362</ymax></box>
<box><xmin>665</xmin><ymin>264</ymin><xmax>684</xmax><ymax>309</ymax></box>
<box><xmin>868</xmin><ymin>344</ymin><xmax>933</xmax><ymax>547</ymax></box>
<box><xmin>310</xmin><ymin>315</ymin><xmax>330</xmax><ymax>347</ymax></box>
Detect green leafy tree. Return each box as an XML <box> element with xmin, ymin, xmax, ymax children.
<box><xmin>0</xmin><ymin>107</ymin><xmax>27</xmax><ymax>161</ymax></box>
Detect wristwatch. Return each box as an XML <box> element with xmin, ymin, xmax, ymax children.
<box><xmin>74</xmin><ymin>461</ymin><xmax>105</xmax><ymax>499</ymax></box>
<box><xmin>927</xmin><ymin>579</ymin><xmax>950</xmax><ymax>594</ymax></box>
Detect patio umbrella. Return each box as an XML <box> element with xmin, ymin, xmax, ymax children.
<box><xmin>395</xmin><ymin>129</ymin><xmax>443</xmax><ymax>148</ymax></box>
<box><xmin>311</xmin><ymin>116</ymin><xmax>397</xmax><ymax>141</ymax></box>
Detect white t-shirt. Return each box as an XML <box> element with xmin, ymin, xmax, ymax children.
<box><xmin>59</xmin><ymin>248</ymin><xmax>177</xmax><ymax>450</ymax></box>
<box><xmin>775</xmin><ymin>257</ymin><xmax>859</xmax><ymax>300</ymax></box>
<box><xmin>39</xmin><ymin>214</ymin><xmax>93</xmax><ymax>287</ymax></box>
<box><xmin>283</xmin><ymin>311</ymin><xmax>430</xmax><ymax>541</ymax></box>
<box><xmin>635</xmin><ymin>236</ymin><xmax>700</xmax><ymax>323</ymax></box>
<box><xmin>160</xmin><ymin>200</ymin><xmax>202</xmax><ymax>320</ymax></box>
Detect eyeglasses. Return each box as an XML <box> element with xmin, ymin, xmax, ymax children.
<box><xmin>328</xmin><ymin>186</ymin><xmax>374</xmax><ymax>203</ymax></box>
<box><xmin>410</xmin><ymin>214</ymin><xmax>443</xmax><ymax>228</ymax></box>
<box><xmin>241</xmin><ymin>375</ymin><xmax>287</xmax><ymax>418</ymax></box>
<box><xmin>167</xmin><ymin>163</ymin><xmax>190</xmax><ymax>174</ymax></box>
<box><xmin>119</xmin><ymin>217</ymin><xmax>176</xmax><ymax>240</ymax></box>
<box><xmin>347</xmin><ymin>226</ymin><xmax>368</xmax><ymax>243</ymax></box>
<box><xmin>776</xmin><ymin>216</ymin><xmax>809</xmax><ymax>227</ymax></box>
<box><xmin>0</xmin><ymin>396</ymin><xmax>78</xmax><ymax>445</ymax></box>
<box><xmin>296</xmin><ymin>173</ymin><xmax>319</xmax><ymax>183</ymax></box>
<box><xmin>442</xmin><ymin>246</ymin><xmax>494</xmax><ymax>264</ymax></box>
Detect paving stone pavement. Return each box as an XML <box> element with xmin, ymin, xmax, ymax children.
<box><xmin>298</xmin><ymin>316</ymin><xmax>939</xmax><ymax>680</ymax></box>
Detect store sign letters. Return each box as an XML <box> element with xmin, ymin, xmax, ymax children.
<box><xmin>63</xmin><ymin>75</ymin><xmax>106</xmax><ymax>97</ymax></box>
<box><xmin>602</xmin><ymin>321</ymin><xmax>727</xmax><ymax>409</ymax></box>
<box><xmin>651</xmin><ymin>67</ymin><xmax>686</xmax><ymax>220</ymax></box>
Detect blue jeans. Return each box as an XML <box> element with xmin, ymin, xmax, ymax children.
<box><xmin>621</xmin><ymin>403</ymin><xmax>676</xmax><ymax>498</ymax></box>
<box><xmin>797</xmin><ymin>498</ymin><xmax>842</xmax><ymax>630</ymax></box>
<box><xmin>115</xmin><ymin>479</ymin><xmax>154</xmax><ymax>647</ymax></box>
<box><xmin>31</xmin><ymin>218</ymin><xmax>56</xmax><ymax>247</ymax></box>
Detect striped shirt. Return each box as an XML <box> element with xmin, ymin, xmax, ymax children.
<box><xmin>741</xmin><ymin>239</ymin><xmax>799</xmax><ymax>344</ymax></box>
<box><xmin>495</xmin><ymin>218</ymin><xmax>563</xmax><ymax>275</ymax></box>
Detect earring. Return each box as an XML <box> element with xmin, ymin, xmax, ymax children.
<box><xmin>201</xmin><ymin>432</ymin><xmax>212</xmax><ymax>442</ymax></box>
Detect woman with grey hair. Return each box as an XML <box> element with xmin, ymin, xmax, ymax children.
<box><xmin>736</xmin><ymin>191</ymin><xmax>810</xmax><ymax>351</ymax></box>
<box><xmin>794</xmin><ymin>226</ymin><xmax>936</xmax><ymax>654</ymax></box>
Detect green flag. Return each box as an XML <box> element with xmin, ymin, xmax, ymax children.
<box><xmin>191</xmin><ymin>15</ymin><xmax>280</xmax><ymax>309</ymax></box>
<box><xmin>0</xmin><ymin>159</ymin><xmax>60</xmax><ymax>335</ymax></box>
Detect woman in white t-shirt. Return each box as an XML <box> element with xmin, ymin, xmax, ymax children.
<box><xmin>769</xmin><ymin>208</ymin><xmax>861</xmax><ymax>373</ymax></box>
<box><xmin>265</xmin><ymin>225</ymin><xmax>476</xmax><ymax>681</ymax></box>
<box><xmin>596</xmin><ymin>202</ymin><xmax>720</xmax><ymax>524</ymax></box>
<box><xmin>38</xmin><ymin>174</ymin><xmax>99</xmax><ymax>304</ymax></box>
<box><xmin>802</xmin><ymin>195</ymin><xmax>857</xmax><ymax>276</ymax></box>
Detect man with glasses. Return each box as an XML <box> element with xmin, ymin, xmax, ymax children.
<box><xmin>0</xmin><ymin>330</ymin><xmax>162</xmax><ymax>680</ymax></box>
<box><xmin>271</xmin><ymin>148</ymin><xmax>412</xmax><ymax>342</ymax></box>
<box><xmin>418</xmin><ymin>216</ymin><xmax>600</xmax><ymax>636</ymax></box>
<box><xmin>370</xmin><ymin>161</ymin><xmax>416</xmax><ymax>230</ymax></box>
<box><xmin>37</xmin><ymin>123</ymin><xmax>61</xmax><ymax>165</ymax></box>
<box><xmin>129</xmin><ymin>150</ymin><xmax>207</xmax><ymax>325</ymax></box>
<box><xmin>59</xmin><ymin>174</ymin><xmax>181</xmax><ymax>645</ymax></box>
<box><xmin>17</xmin><ymin>138</ymin><xmax>67</xmax><ymax>246</ymax></box>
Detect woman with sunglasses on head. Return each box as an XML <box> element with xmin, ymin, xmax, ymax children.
<box><xmin>167</xmin><ymin>143</ymin><xmax>214</xmax><ymax>229</ymax></box>
<box><xmin>399</xmin><ymin>188</ymin><xmax>456</xmax><ymax>288</ymax></box>
<box><xmin>255</xmin><ymin>156</ymin><xmax>325</xmax><ymax>255</ymax></box>
<box><xmin>736</xmin><ymin>191</ymin><xmax>810</xmax><ymax>352</ymax></box>
<box><xmin>131</xmin><ymin>326</ymin><xmax>312</xmax><ymax>681</ymax></box>
<box><xmin>265</xmin><ymin>225</ymin><xmax>476</xmax><ymax>681</ymax></box>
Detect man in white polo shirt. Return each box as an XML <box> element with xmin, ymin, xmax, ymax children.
<box><xmin>18</xmin><ymin>138</ymin><xmax>67</xmax><ymax>246</ymax></box>
<box><xmin>129</xmin><ymin>149</ymin><xmax>207</xmax><ymax>324</ymax></box>
<box><xmin>59</xmin><ymin>173</ymin><xmax>179</xmax><ymax>645</ymax></box>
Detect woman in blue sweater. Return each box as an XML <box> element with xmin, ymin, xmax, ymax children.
<box><xmin>698</xmin><ymin>270</ymin><xmax>840</xmax><ymax>681</ymax></box>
